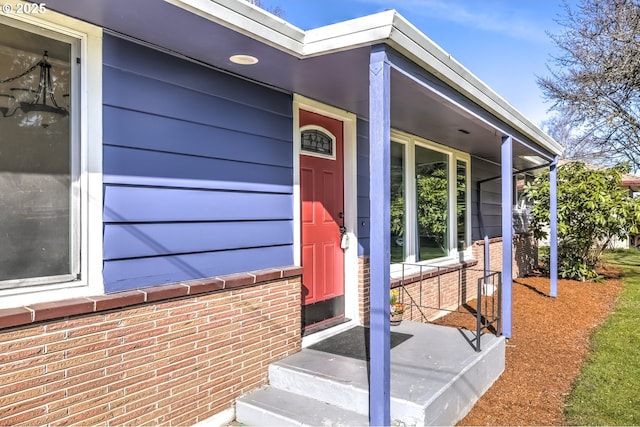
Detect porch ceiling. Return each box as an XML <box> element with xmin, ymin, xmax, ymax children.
<box><xmin>41</xmin><ymin>0</ymin><xmax>557</xmax><ymax>170</ymax></box>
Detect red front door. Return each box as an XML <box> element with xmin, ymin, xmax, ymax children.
<box><xmin>300</xmin><ymin>110</ymin><xmax>345</xmax><ymax>331</ymax></box>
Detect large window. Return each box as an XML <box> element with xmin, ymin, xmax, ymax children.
<box><xmin>415</xmin><ymin>145</ymin><xmax>449</xmax><ymax>260</ymax></box>
<box><xmin>0</xmin><ymin>11</ymin><xmax>102</xmax><ymax>307</ymax></box>
<box><xmin>389</xmin><ymin>132</ymin><xmax>470</xmax><ymax>264</ymax></box>
<box><xmin>0</xmin><ymin>21</ymin><xmax>75</xmax><ymax>288</ymax></box>
<box><xmin>390</xmin><ymin>142</ymin><xmax>405</xmax><ymax>263</ymax></box>
<box><xmin>457</xmin><ymin>160</ymin><xmax>468</xmax><ymax>250</ymax></box>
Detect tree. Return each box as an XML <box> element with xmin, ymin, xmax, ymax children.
<box><xmin>541</xmin><ymin>110</ymin><xmax>622</xmax><ymax>167</ymax></box>
<box><xmin>416</xmin><ymin>167</ymin><xmax>448</xmax><ymax>252</ymax></box>
<box><xmin>524</xmin><ymin>162</ymin><xmax>640</xmax><ymax>281</ymax></box>
<box><xmin>538</xmin><ymin>0</ymin><xmax>640</xmax><ymax>171</ymax></box>
<box><xmin>245</xmin><ymin>0</ymin><xmax>284</xmax><ymax>18</ymax></box>
<box><xmin>390</xmin><ymin>165</ymin><xmax>466</xmax><ymax>256</ymax></box>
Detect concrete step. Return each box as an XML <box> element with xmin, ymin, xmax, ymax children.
<box><xmin>235</xmin><ymin>386</ymin><xmax>370</xmax><ymax>427</ymax></box>
<box><xmin>236</xmin><ymin>322</ymin><xmax>505</xmax><ymax>426</ymax></box>
<box><xmin>267</xmin><ymin>349</ymin><xmax>371</xmax><ymax>416</ymax></box>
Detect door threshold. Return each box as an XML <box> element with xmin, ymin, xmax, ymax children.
<box><xmin>303</xmin><ymin>316</ymin><xmax>350</xmax><ymax>337</ymax></box>
<box><xmin>302</xmin><ymin>318</ymin><xmax>358</xmax><ymax>348</ymax></box>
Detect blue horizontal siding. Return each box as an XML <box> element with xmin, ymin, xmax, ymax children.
<box><xmin>103</xmin><ymin>34</ymin><xmax>289</xmax><ymax>115</ymax></box>
<box><xmin>104</xmin><ymin>187</ymin><xmax>292</xmax><ymax>223</ymax></box>
<box><xmin>103</xmin><ymin>145</ymin><xmax>292</xmax><ymax>193</ymax></box>
<box><xmin>104</xmin><ymin>107</ymin><xmax>292</xmax><ymax>168</ymax></box>
<box><xmin>103</xmin><ymin>246</ymin><xmax>293</xmax><ymax>292</ymax></box>
<box><xmin>357</xmin><ymin>119</ymin><xmax>370</xmax><ymax>256</ymax></box>
<box><xmin>472</xmin><ymin>157</ymin><xmax>502</xmax><ymax>240</ymax></box>
<box><xmin>101</xmin><ymin>35</ymin><xmax>294</xmax><ymax>292</ymax></box>
<box><xmin>103</xmin><ymin>221</ymin><xmax>293</xmax><ymax>260</ymax></box>
<box><xmin>103</xmin><ymin>66</ymin><xmax>291</xmax><ymax>142</ymax></box>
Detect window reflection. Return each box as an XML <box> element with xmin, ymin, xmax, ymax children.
<box><xmin>0</xmin><ymin>21</ymin><xmax>73</xmax><ymax>285</ymax></box>
<box><xmin>415</xmin><ymin>145</ymin><xmax>448</xmax><ymax>260</ymax></box>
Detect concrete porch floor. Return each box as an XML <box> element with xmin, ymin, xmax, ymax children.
<box><xmin>236</xmin><ymin>321</ymin><xmax>505</xmax><ymax>426</ymax></box>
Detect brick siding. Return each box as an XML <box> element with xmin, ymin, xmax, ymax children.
<box><xmin>358</xmin><ymin>236</ymin><xmax>538</xmax><ymax>325</ymax></box>
<box><xmin>0</xmin><ymin>268</ymin><xmax>301</xmax><ymax>426</ymax></box>
<box><xmin>473</xmin><ymin>235</ymin><xmax>538</xmax><ymax>279</ymax></box>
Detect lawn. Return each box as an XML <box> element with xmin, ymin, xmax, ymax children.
<box><xmin>564</xmin><ymin>249</ymin><xmax>640</xmax><ymax>425</ymax></box>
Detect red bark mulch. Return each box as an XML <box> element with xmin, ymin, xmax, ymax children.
<box><xmin>434</xmin><ymin>268</ymin><xmax>623</xmax><ymax>426</ymax></box>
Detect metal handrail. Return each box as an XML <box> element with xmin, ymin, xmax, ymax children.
<box><xmin>393</xmin><ymin>263</ymin><xmax>502</xmax><ymax>352</ymax></box>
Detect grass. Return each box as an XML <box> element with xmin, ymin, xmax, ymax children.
<box><xmin>564</xmin><ymin>249</ymin><xmax>640</xmax><ymax>425</ymax></box>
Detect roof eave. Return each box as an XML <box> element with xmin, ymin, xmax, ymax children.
<box><xmin>164</xmin><ymin>0</ymin><xmax>563</xmax><ymax>156</ymax></box>
<box><xmin>164</xmin><ymin>0</ymin><xmax>307</xmax><ymax>55</ymax></box>
<box><xmin>387</xmin><ymin>13</ymin><xmax>563</xmax><ymax>156</ymax></box>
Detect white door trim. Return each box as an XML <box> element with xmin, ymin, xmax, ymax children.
<box><xmin>293</xmin><ymin>94</ymin><xmax>359</xmax><ymax>343</ymax></box>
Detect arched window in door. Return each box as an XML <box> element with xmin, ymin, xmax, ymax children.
<box><xmin>300</xmin><ymin>125</ymin><xmax>336</xmax><ymax>160</ymax></box>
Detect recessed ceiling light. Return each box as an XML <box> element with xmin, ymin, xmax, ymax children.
<box><xmin>229</xmin><ymin>54</ymin><xmax>259</xmax><ymax>65</ymax></box>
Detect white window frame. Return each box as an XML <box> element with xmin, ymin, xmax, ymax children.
<box><xmin>390</xmin><ymin>129</ymin><xmax>471</xmax><ymax>272</ymax></box>
<box><xmin>0</xmin><ymin>3</ymin><xmax>103</xmax><ymax>309</ymax></box>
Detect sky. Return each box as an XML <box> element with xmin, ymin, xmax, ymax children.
<box><xmin>260</xmin><ymin>0</ymin><xmax>576</xmax><ymax>129</ymax></box>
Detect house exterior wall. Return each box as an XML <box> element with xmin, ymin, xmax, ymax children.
<box><xmin>358</xmin><ymin>256</ymin><xmax>481</xmax><ymax>326</ymax></box>
<box><xmin>353</xmin><ymin>109</ymin><xmax>540</xmax><ymax>326</ymax></box>
<box><xmin>102</xmin><ymin>34</ymin><xmax>295</xmax><ymax>292</ymax></box>
<box><xmin>357</xmin><ymin>236</ymin><xmax>537</xmax><ymax>326</ymax></box>
<box><xmin>356</xmin><ymin>118</ymin><xmax>371</xmax><ymax>256</ymax></box>
<box><xmin>397</xmin><ymin>265</ymin><xmax>484</xmax><ymax>322</ymax></box>
<box><xmin>0</xmin><ymin>271</ymin><xmax>301</xmax><ymax>426</ymax></box>
<box><xmin>513</xmin><ymin>234</ymin><xmax>538</xmax><ymax>277</ymax></box>
<box><xmin>471</xmin><ymin>157</ymin><xmax>503</xmax><ymax>241</ymax></box>
<box><xmin>0</xmin><ymin>5</ymin><xmax>555</xmax><ymax>426</ymax></box>
<box><xmin>357</xmin><ymin>123</ymin><xmax>508</xmax><ymax>255</ymax></box>
<box><xmin>0</xmin><ymin>34</ymin><xmax>304</xmax><ymax>426</ymax></box>
<box><xmin>471</xmin><ymin>236</ymin><xmax>538</xmax><ymax>279</ymax></box>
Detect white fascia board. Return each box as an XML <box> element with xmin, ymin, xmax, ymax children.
<box><xmin>164</xmin><ymin>0</ymin><xmax>306</xmax><ymax>55</ymax></box>
<box><xmin>388</xmin><ymin>14</ymin><xmax>563</xmax><ymax>155</ymax></box>
<box><xmin>302</xmin><ymin>10</ymin><xmax>395</xmax><ymax>56</ymax></box>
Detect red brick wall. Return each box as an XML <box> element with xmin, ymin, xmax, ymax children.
<box><xmin>472</xmin><ymin>235</ymin><xmax>538</xmax><ymax>279</ymax></box>
<box><xmin>0</xmin><ymin>273</ymin><xmax>301</xmax><ymax>426</ymax></box>
<box><xmin>357</xmin><ymin>236</ymin><xmax>538</xmax><ymax>324</ymax></box>
<box><xmin>357</xmin><ymin>257</ymin><xmax>370</xmax><ymax>326</ymax></box>
<box><xmin>358</xmin><ymin>257</ymin><xmax>481</xmax><ymax>324</ymax></box>
<box><xmin>394</xmin><ymin>265</ymin><xmax>483</xmax><ymax>322</ymax></box>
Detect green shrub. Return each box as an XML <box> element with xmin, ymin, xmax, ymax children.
<box><xmin>524</xmin><ymin>162</ymin><xmax>640</xmax><ymax>281</ymax></box>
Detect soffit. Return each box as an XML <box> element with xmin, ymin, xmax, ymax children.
<box><xmin>39</xmin><ymin>0</ymin><xmax>560</xmax><ymax>169</ymax></box>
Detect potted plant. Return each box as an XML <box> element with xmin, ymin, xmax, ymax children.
<box><xmin>390</xmin><ymin>289</ymin><xmax>405</xmax><ymax>325</ymax></box>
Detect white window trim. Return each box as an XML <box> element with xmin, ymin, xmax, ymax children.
<box><xmin>0</xmin><ymin>3</ymin><xmax>103</xmax><ymax>309</ymax></box>
<box><xmin>455</xmin><ymin>155</ymin><xmax>472</xmax><ymax>255</ymax></box>
<box><xmin>389</xmin><ymin>129</ymin><xmax>471</xmax><ymax>274</ymax></box>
